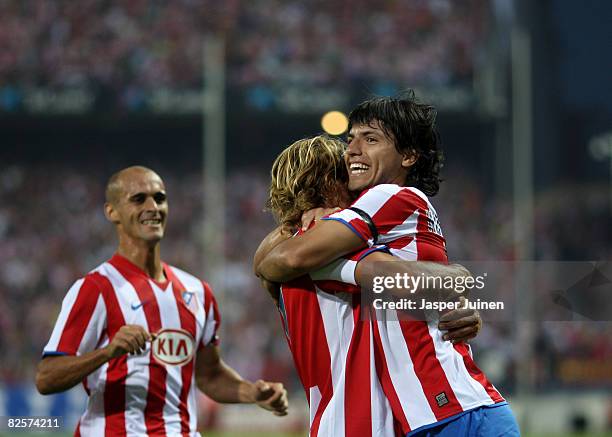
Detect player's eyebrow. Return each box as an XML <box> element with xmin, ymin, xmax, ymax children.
<box><xmin>128</xmin><ymin>190</ymin><xmax>166</xmax><ymax>200</ymax></box>
<box><xmin>349</xmin><ymin>127</ymin><xmax>377</xmax><ymax>135</ymax></box>
<box><xmin>128</xmin><ymin>192</ymin><xmax>147</xmax><ymax>202</ymax></box>
<box><xmin>353</xmin><ymin>128</ymin><xmax>381</xmax><ymax>138</ymax></box>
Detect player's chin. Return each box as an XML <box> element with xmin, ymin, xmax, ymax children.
<box><xmin>347</xmin><ymin>178</ymin><xmax>370</xmax><ymax>192</ymax></box>
<box><xmin>140</xmin><ymin>229</ymin><xmax>164</xmax><ymax>242</ymax></box>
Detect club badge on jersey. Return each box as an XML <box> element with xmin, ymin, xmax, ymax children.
<box><xmin>182</xmin><ymin>290</ymin><xmax>202</xmax><ymax>318</ymax></box>
<box><xmin>152</xmin><ymin>328</ymin><xmax>195</xmax><ymax>366</ymax></box>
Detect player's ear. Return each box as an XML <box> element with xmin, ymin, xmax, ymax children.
<box><xmin>104</xmin><ymin>202</ymin><xmax>120</xmax><ymax>224</ymax></box>
<box><xmin>401</xmin><ymin>150</ymin><xmax>418</xmax><ymax>169</ymax></box>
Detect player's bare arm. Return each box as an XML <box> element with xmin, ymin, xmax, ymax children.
<box><xmin>253</xmin><ymin>226</ymin><xmax>290</xmax><ymax>275</ymax></box>
<box><xmin>256</xmin><ymin>219</ymin><xmax>365</xmax><ymax>282</ymax></box>
<box><xmin>195</xmin><ymin>343</ymin><xmax>288</xmax><ymax>416</ymax></box>
<box><xmin>354</xmin><ymin>251</ymin><xmax>472</xmax><ymax>301</ymax></box>
<box><xmin>36</xmin><ymin>324</ymin><xmax>152</xmax><ymax>395</ymax></box>
<box><xmin>355</xmin><ymin>251</ymin><xmax>482</xmax><ymax>343</ymax></box>
<box><xmin>253</xmin><ymin>227</ymin><xmax>290</xmax><ymax>303</ymax></box>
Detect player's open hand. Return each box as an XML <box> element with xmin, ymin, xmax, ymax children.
<box><xmin>438</xmin><ymin>297</ymin><xmax>482</xmax><ymax>344</ymax></box>
<box><xmin>105</xmin><ymin>324</ymin><xmax>154</xmax><ymax>359</ymax></box>
<box><xmin>301</xmin><ymin>207</ymin><xmax>341</xmax><ymax>231</ymax></box>
<box><xmin>253</xmin><ymin>379</ymin><xmax>288</xmax><ymax>416</ymax></box>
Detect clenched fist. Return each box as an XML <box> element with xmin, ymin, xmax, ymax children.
<box><xmin>105</xmin><ymin>324</ymin><xmax>154</xmax><ymax>359</ymax></box>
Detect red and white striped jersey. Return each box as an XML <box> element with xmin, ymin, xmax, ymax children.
<box><xmin>279</xmin><ymin>246</ymin><xmax>398</xmax><ymax>437</ymax></box>
<box><xmin>43</xmin><ymin>254</ymin><xmax>221</xmax><ymax>437</ymax></box>
<box><xmin>324</xmin><ymin>184</ymin><xmax>505</xmax><ymax>435</ymax></box>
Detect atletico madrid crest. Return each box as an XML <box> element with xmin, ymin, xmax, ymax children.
<box><xmin>182</xmin><ymin>291</ymin><xmax>201</xmax><ymax>317</ymax></box>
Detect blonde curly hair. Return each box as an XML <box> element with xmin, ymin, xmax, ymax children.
<box><xmin>267</xmin><ymin>135</ymin><xmax>349</xmax><ymax>230</ymax></box>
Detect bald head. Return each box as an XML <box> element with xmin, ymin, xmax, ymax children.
<box><xmin>104</xmin><ymin>165</ymin><xmax>168</xmax><ymax>246</ymax></box>
<box><xmin>105</xmin><ymin>166</ymin><xmax>162</xmax><ymax>205</ymax></box>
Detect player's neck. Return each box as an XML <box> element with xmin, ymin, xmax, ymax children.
<box><xmin>116</xmin><ymin>241</ymin><xmax>165</xmax><ymax>282</ymax></box>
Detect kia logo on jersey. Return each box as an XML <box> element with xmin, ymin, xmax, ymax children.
<box><xmin>151</xmin><ymin>328</ymin><xmax>195</xmax><ymax>366</ymax></box>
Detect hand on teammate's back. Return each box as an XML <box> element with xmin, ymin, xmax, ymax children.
<box><xmin>105</xmin><ymin>324</ymin><xmax>154</xmax><ymax>358</ymax></box>
<box><xmin>253</xmin><ymin>379</ymin><xmax>289</xmax><ymax>416</ymax></box>
<box><xmin>301</xmin><ymin>207</ymin><xmax>341</xmax><ymax>231</ymax></box>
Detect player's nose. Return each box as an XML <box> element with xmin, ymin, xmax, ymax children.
<box><xmin>346</xmin><ymin>138</ymin><xmax>362</xmax><ymax>156</ymax></box>
<box><xmin>143</xmin><ymin>195</ymin><xmax>159</xmax><ymax>211</ymax></box>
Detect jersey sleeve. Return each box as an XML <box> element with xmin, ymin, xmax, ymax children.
<box><xmin>311</xmin><ymin>245</ymin><xmax>389</xmax><ymax>292</ymax></box>
<box><xmin>321</xmin><ymin>184</ymin><xmax>422</xmax><ymax>246</ymax></box>
<box><xmin>200</xmin><ymin>281</ymin><xmax>221</xmax><ymax>347</ymax></box>
<box><xmin>43</xmin><ymin>275</ymin><xmax>107</xmax><ymax>357</ymax></box>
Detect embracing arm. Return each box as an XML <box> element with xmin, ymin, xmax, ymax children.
<box><xmin>253</xmin><ymin>227</ymin><xmax>288</xmax><ymax>303</ymax></box>
<box><xmin>256</xmin><ymin>220</ymin><xmax>365</xmax><ymax>282</ymax></box>
<box><xmin>253</xmin><ymin>226</ymin><xmax>289</xmax><ymax>275</ymax></box>
<box><xmin>354</xmin><ymin>251</ymin><xmax>481</xmax><ymax>343</ymax></box>
<box><xmin>354</xmin><ymin>251</ymin><xmax>471</xmax><ymax>300</ymax></box>
<box><xmin>195</xmin><ymin>344</ymin><xmax>288</xmax><ymax>415</ymax></box>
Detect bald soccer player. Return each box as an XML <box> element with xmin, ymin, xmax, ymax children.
<box><xmin>36</xmin><ymin>166</ymin><xmax>288</xmax><ymax>436</ymax></box>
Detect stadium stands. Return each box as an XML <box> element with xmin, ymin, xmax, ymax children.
<box><xmin>0</xmin><ymin>0</ymin><xmax>489</xmax><ymax>112</ymax></box>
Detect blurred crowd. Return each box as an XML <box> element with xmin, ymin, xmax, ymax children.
<box><xmin>0</xmin><ymin>0</ymin><xmax>490</xmax><ymax>110</ymax></box>
<box><xmin>0</xmin><ymin>163</ymin><xmax>610</xmax><ymax>395</ymax></box>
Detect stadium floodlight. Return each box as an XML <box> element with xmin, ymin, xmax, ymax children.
<box><xmin>321</xmin><ymin>110</ymin><xmax>349</xmax><ymax>135</ymax></box>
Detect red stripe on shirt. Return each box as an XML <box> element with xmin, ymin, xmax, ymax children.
<box><xmin>399</xmin><ymin>320</ymin><xmax>463</xmax><ymax>420</ymax></box>
<box><xmin>344</xmin><ymin>295</ymin><xmax>372</xmax><ymax>437</ymax></box>
<box><xmin>371</xmin><ymin>190</ymin><xmax>420</xmax><ymax>237</ymax></box>
<box><xmin>166</xmin><ymin>267</ymin><xmax>197</xmax><ymax>437</ymax></box>
<box><xmin>386</xmin><ymin>236</ymin><xmax>415</xmax><ymax>251</ymax></box>
<box><xmin>203</xmin><ymin>283</ymin><xmax>212</xmax><ymax>315</ymax></box>
<box><xmin>281</xmin><ymin>276</ymin><xmax>333</xmax><ymax>437</ymax></box>
<box><xmin>110</xmin><ymin>259</ymin><xmax>167</xmax><ymax>436</ymax></box>
<box><xmin>202</xmin><ymin>281</ymin><xmax>221</xmax><ymax>346</ymax></box>
<box><xmin>346</xmin><ymin>217</ymin><xmax>373</xmax><ymax>241</ymax></box>
<box><xmin>56</xmin><ymin>276</ymin><xmax>102</xmax><ymax>354</ymax></box>
<box><xmin>97</xmin><ymin>273</ymin><xmax>127</xmax><ymax>437</ymax></box>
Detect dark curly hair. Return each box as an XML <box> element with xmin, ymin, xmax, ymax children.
<box><xmin>348</xmin><ymin>90</ymin><xmax>444</xmax><ymax>196</ymax></box>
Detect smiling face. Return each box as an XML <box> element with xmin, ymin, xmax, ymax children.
<box><xmin>345</xmin><ymin>121</ymin><xmax>416</xmax><ymax>192</ymax></box>
<box><xmin>104</xmin><ymin>167</ymin><xmax>168</xmax><ymax>245</ymax></box>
